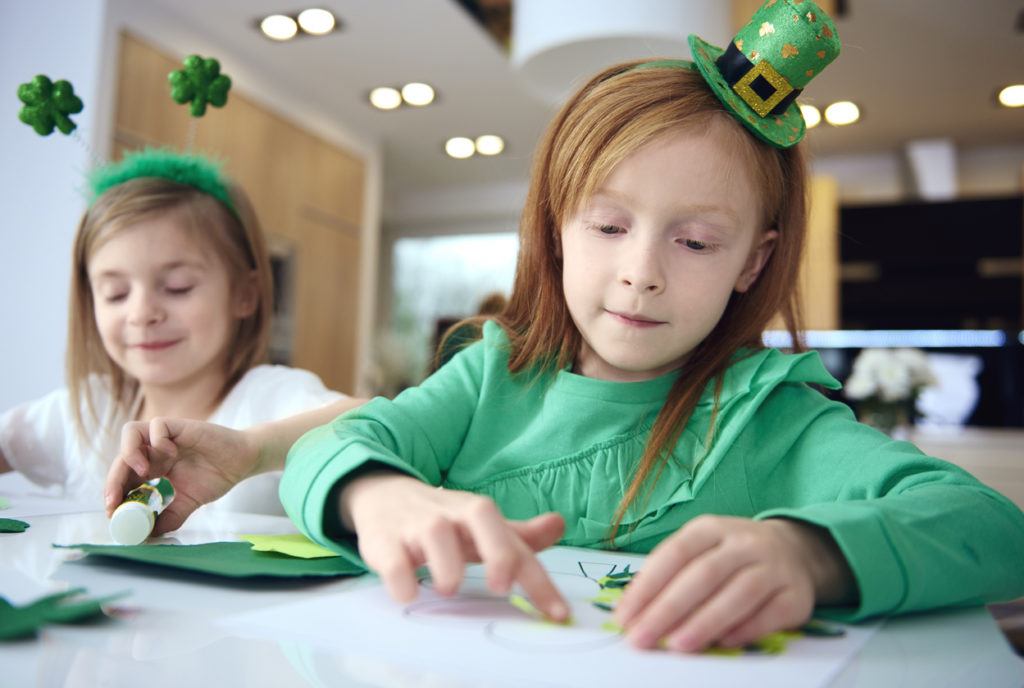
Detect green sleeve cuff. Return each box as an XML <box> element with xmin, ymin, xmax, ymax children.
<box><xmin>280</xmin><ymin>424</ymin><xmax>431</xmax><ymax>571</ymax></box>
<box><xmin>757</xmin><ymin>503</ymin><xmax>907</xmax><ymax>621</ymax></box>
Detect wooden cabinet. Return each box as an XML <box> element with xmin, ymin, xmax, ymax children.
<box><xmin>112</xmin><ymin>33</ymin><xmax>364</xmax><ymax>393</ymax></box>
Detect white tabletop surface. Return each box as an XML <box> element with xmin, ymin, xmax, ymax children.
<box><xmin>2</xmin><ymin>475</ymin><xmax>1022</xmax><ymax>688</ymax></box>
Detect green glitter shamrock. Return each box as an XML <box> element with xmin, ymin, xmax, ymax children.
<box><xmin>17</xmin><ymin>75</ymin><xmax>84</xmax><ymax>136</ymax></box>
<box><xmin>168</xmin><ymin>55</ymin><xmax>231</xmax><ymax>117</ymax></box>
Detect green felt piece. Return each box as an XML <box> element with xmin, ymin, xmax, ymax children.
<box><xmin>0</xmin><ymin>518</ymin><xmax>29</xmax><ymax>533</ymax></box>
<box><xmin>0</xmin><ymin>588</ymin><xmax>127</xmax><ymax>641</ymax></box>
<box><xmin>55</xmin><ymin>541</ymin><xmax>365</xmax><ymax>578</ymax></box>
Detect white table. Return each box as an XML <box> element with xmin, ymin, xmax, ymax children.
<box><xmin>2</xmin><ymin>486</ymin><xmax>1022</xmax><ymax>688</ymax></box>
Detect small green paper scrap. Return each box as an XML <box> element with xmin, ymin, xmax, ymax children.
<box><xmin>0</xmin><ymin>518</ymin><xmax>29</xmax><ymax>533</ymax></box>
<box><xmin>0</xmin><ymin>496</ymin><xmax>11</xmax><ymax>509</ymax></box>
<box><xmin>237</xmin><ymin>533</ymin><xmax>340</xmax><ymax>559</ymax></box>
<box><xmin>0</xmin><ymin>588</ymin><xmax>128</xmax><ymax>641</ymax></box>
<box><xmin>168</xmin><ymin>55</ymin><xmax>231</xmax><ymax>117</ymax></box>
<box><xmin>508</xmin><ymin>594</ymin><xmax>575</xmax><ymax>625</ymax></box>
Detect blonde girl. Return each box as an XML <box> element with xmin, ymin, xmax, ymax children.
<box><xmin>0</xmin><ymin>149</ymin><xmax>359</xmax><ymax>523</ymax></box>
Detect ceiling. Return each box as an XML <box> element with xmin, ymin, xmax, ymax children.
<box><xmin>131</xmin><ymin>0</ymin><xmax>1024</xmax><ymax>200</ymax></box>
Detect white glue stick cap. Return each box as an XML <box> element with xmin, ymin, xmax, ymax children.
<box><xmin>109</xmin><ymin>500</ymin><xmax>156</xmax><ymax>545</ymax></box>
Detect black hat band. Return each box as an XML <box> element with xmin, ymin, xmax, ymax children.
<box><xmin>715</xmin><ymin>42</ymin><xmax>802</xmax><ymax>117</ymax></box>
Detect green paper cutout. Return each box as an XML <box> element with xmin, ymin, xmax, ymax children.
<box><xmin>17</xmin><ymin>75</ymin><xmax>83</xmax><ymax>136</ymax></box>
<box><xmin>237</xmin><ymin>533</ymin><xmax>340</xmax><ymax>559</ymax></box>
<box><xmin>56</xmin><ymin>542</ymin><xmax>363</xmax><ymax>578</ymax></box>
<box><xmin>0</xmin><ymin>588</ymin><xmax>128</xmax><ymax>641</ymax></box>
<box><xmin>168</xmin><ymin>55</ymin><xmax>231</xmax><ymax>117</ymax></box>
<box><xmin>508</xmin><ymin>593</ymin><xmax>574</xmax><ymax>626</ymax></box>
<box><xmin>0</xmin><ymin>518</ymin><xmax>29</xmax><ymax>533</ymax></box>
<box><xmin>0</xmin><ymin>497</ymin><xmax>11</xmax><ymax>509</ymax></box>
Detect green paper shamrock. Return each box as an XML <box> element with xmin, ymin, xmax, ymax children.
<box><xmin>0</xmin><ymin>518</ymin><xmax>29</xmax><ymax>533</ymax></box>
<box><xmin>17</xmin><ymin>75</ymin><xmax>83</xmax><ymax>136</ymax></box>
<box><xmin>0</xmin><ymin>589</ymin><xmax>128</xmax><ymax>640</ymax></box>
<box><xmin>168</xmin><ymin>55</ymin><xmax>231</xmax><ymax>117</ymax></box>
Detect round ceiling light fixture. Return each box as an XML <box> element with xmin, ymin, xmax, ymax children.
<box><xmin>445</xmin><ymin>137</ymin><xmax>476</xmax><ymax>159</ymax></box>
<box><xmin>297</xmin><ymin>8</ymin><xmax>335</xmax><ymax>35</ymax></box>
<box><xmin>401</xmin><ymin>82</ymin><xmax>435</xmax><ymax>106</ymax></box>
<box><xmin>369</xmin><ymin>87</ymin><xmax>402</xmax><ymax>110</ymax></box>
<box><xmin>261</xmin><ymin>14</ymin><xmax>298</xmax><ymax>40</ymax></box>
<box><xmin>474</xmin><ymin>135</ymin><xmax>505</xmax><ymax>155</ymax></box>
<box><xmin>824</xmin><ymin>101</ymin><xmax>860</xmax><ymax>126</ymax></box>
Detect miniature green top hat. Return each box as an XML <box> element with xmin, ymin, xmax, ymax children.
<box><xmin>689</xmin><ymin>0</ymin><xmax>840</xmax><ymax>148</ymax></box>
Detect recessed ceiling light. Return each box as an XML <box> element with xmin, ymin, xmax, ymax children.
<box><xmin>402</xmin><ymin>82</ymin><xmax>435</xmax><ymax>106</ymax></box>
<box><xmin>475</xmin><ymin>135</ymin><xmax>504</xmax><ymax>155</ymax></box>
<box><xmin>445</xmin><ymin>137</ymin><xmax>475</xmax><ymax>159</ymax></box>
<box><xmin>998</xmin><ymin>84</ymin><xmax>1024</xmax><ymax>107</ymax></box>
<box><xmin>369</xmin><ymin>87</ymin><xmax>402</xmax><ymax>110</ymax></box>
<box><xmin>261</xmin><ymin>14</ymin><xmax>298</xmax><ymax>40</ymax></box>
<box><xmin>297</xmin><ymin>8</ymin><xmax>335</xmax><ymax>35</ymax></box>
<box><xmin>800</xmin><ymin>104</ymin><xmax>821</xmax><ymax>128</ymax></box>
<box><xmin>824</xmin><ymin>101</ymin><xmax>860</xmax><ymax>126</ymax></box>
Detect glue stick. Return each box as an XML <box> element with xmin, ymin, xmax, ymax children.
<box><xmin>109</xmin><ymin>478</ymin><xmax>175</xmax><ymax>545</ymax></box>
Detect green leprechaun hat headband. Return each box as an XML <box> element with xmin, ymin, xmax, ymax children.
<box><xmin>689</xmin><ymin>0</ymin><xmax>840</xmax><ymax>148</ymax></box>
<box><xmin>87</xmin><ymin>147</ymin><xmax>238</xmax><ymax>215</ymax></box>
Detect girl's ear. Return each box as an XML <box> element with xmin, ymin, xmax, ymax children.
<box><xmin>734</xmin><ymin>228</ymin><xmax>778</xmax><ymax>293</ymax></box>
<box><xmin>233</xmin><ymin>270</ymin><xmax>261</xmax><ymax>318</ymax></box>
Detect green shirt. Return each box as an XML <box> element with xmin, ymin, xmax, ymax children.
<box><xmin>281</xmin><ymin>321</ymin><xmax>1024</xmax><ymax>621</ymax></box>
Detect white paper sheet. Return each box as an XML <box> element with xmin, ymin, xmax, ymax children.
<box><xmin>220</xmin><ymin>546</ymin><xmax>879</xmax><ymax>688</ymax></box>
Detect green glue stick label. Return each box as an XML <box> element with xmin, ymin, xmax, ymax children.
<box><xmin>109</xmin><ymin>478</ymin><xmax>175</xmax><ymax>545</ymax></box>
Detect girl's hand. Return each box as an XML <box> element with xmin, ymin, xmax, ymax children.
<box><xmin>104</xmin><ymin>418</ymin><xmax>259</xmax><ymax>534</ymax></box>
<box><xmin>341</xmin><ymin>471</ymin><xmax>570</xmax><ymax>621</ymax></box>
<box><xmin>613</xmin><ymin>515</ymin><xmax>855</xmax><ymax>653</ymax></box>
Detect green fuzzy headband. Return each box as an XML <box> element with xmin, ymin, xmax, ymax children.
<box><xmin>87</xmin><ymin>147</ymin><xmax>237</xmax><ymax>215</ymax></box>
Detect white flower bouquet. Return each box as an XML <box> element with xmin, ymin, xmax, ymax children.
<box><xmin>844</xmin><ymin>348</ymin><xmax>938</xmax><ymax>434</ymax></box>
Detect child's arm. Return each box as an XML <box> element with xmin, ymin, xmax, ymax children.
<box><xmin>613</xmin><ymin>515</ymin><xmax>854</xmax><ymax>653</ymax></box>
<box><xmin>339</xmin><ymin>469</ymin><xmax>570</xmax><ymax>621</ymax></box>
<box><xmin>104</xmin><ymin>397</ymin><xmax>367</xmax><ymax>534</ymax></box>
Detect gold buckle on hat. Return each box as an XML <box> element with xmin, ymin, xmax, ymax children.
<box><xmin>731</xmin><ymin>59</ymin><xmax>793</xmax><ymax>118</ymax></box>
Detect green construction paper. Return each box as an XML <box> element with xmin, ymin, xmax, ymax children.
<box><xmin>56</xmin><ymin>542</ymin><xmax>364</xmax><ymax>578</ymax></box>
<box><xmin>0</xmin><ymin>518</ymin><xmax>29</xmax><ymax>533</ymax></box>
<box><xmin>0</xmin><ymin>588</ymin><xmax>128</xmax><ymax>641</ymax></box>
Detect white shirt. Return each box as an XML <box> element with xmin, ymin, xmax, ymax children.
<box><xmin>0</xmin><ymin>365</ymin><xmax>344</xmax><ymax>514</ymax></box>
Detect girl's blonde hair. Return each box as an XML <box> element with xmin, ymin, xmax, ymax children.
<box><xmin>65</xmin><ymin>176</ymin><xmax>273</xmax><ymax>436</ymax></box>
<box><xmin>496</xmin><ymin>62</ymin><xmax>809</xmax><ymax>537</ymax></box>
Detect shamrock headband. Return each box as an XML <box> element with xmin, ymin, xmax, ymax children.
<box><xmin>622</xmin><ymin>0</ymin><xmax>840</xmax><ymax>148</ymax></box>
<box><xmin>87</xmin><ymin>148</ymin><xmax>237</xmax><ymax>215</ymax></box>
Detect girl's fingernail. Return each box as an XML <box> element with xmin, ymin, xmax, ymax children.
<box><xmin>549</xmin><ymin>601</ymin><xmax>570</xmax><ymax>621</ymax></box>
<box><xmin>628</xmin><ymin>627</ymin><xmax>656</xmax><ymax>649</ymax></box>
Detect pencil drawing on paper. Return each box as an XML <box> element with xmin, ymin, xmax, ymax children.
<box><xmin>406</xmin><ymin>557</ymin><xmax>844</xmax><ymax>656</ymax></box>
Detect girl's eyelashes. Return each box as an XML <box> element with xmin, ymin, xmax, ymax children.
<box><xmin>596</xmin><ymin>224</ymin><xmax>623</xmax><ymax>235</ymax></box>
<box><xmin>165</xmin><ymin>285</ymin><xmax>195</xmax><ymax>296</ymax></box>
<box><xmin>680</xmin><ymin>238</ymin><xmax>712</xmax><ymax>251</ymax></box>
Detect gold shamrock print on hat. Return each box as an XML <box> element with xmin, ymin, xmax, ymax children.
<box><xmin>689</xmin><ymin>0</ymin><xmax>841</xmax><ymax>148</ymax></box>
